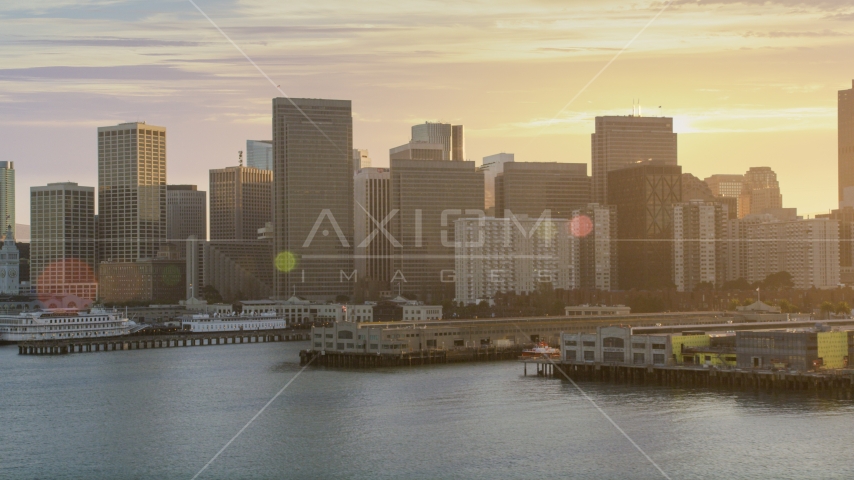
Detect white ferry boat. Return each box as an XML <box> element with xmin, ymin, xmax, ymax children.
<box><xmin>0</xmin><ymin>308</ymin><xmax>137</xmax><ymax>344</ymax></box>
<box><xmin>181</xmin><ymin>312</ymin><xmax>287</xmax><ymax>333</ymax></box>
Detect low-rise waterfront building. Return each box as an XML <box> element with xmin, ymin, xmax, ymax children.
<box><xmin>560</xmin><ymin>326</ymin><xmax>670</xmax><ymax>365</ymax></box>
<box><xmin>735</xmin><ymin>328</ymin><xmax>854</xmax><ymax>371</ymax></box>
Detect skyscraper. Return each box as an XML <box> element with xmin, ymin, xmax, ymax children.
<box><xmin>0</xmin><ymin>162</ymin><xmax>14</xmax><ymax>237</ymax></box>
<box><xmin>97</xmin><ymin>122</ymin><xmax>166</xmax><ymax>263</ymax></box>
<box><xmin>591</xmin><ymin>115</ymin><xmax>677</xmax><ymax>203</ymax></box>
<box><xmin>482</xmin><ymin>153</ymin><xmax>514</xmax><ymax>214</ymax></box>
<box><xmin>608</xmin><ymin>162</ymin><xmax>682</xmax><ymax>290</ymax></box>
<box><xmin>389</xmin><ymin>141</ymin><xmax>444</xmax><ymax>161</ymax></box>
<box><xmin>411</xmin><ymin>122</ymin><xmax>465</xmax><ymax>161</ymax></box>
<box><xmin>273</xmin><ymin>98</ymin><xmax>353</xmax><ymax>301</ymax></box>
<box><xmin>671</xmin><ymin>201</ymin><xmax>727</xmax><ymax>292</ymax></box>
<box><xmin>353</xmin><ymin>149</ymin><xmax>371</xmax><ymax>171</ymax></box>
<box><xmin>572</xmin><ymin>203</ymin><xmax>618</xmax><ymax>291</ymax></box>
<box><xmin>167</xmin><ymin>185</ymin><xmax>207</xmax><ymax>249</ymax></box>
<box><xmin>354</xmin><ymin>168</ymin><xmax>392</xmax><ymax>290</ymax></box>
<box><xmin>246</xmin><ymin>140</ymin><xmax>273</xmax><ymax>171</ymax></box>
<box><xmin>30</xmin><ymin>182</ymin><xmax>97</xmax><ymax>300</ymax></box>
<box><xmin>839</xmin><ymin>80</ymin><xmax>854</xmax><ymax>202</ymax></box>
<box><xmin>739</xmin><ymin>167</ymin><xmax>782</xmax><ymax>218</ymax></box>
<box><xmin>209</xmin><ymin>166</ymin><xmax>272</xmax><ymax>241</ymax></box>
<box><xmin>391</xmin><ymin>159</ymin><xmax>483</xmax><ymax>301</ymax></box>
<box><xmin>494</xmin><ymin>162</ymin><xmax>590</xmax><ymax>220</ymax></box>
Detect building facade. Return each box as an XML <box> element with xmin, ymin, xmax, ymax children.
<box><xmin>839</xmin><ymin>80</ymin><xmax>854</xmax><ymax>203</ymax></box>
<box><xmin>591</xmin><ymin>116</ymin><xmax>677</xmax><ymax>203</ymax></box>
<box><xmin>391</xmin><ymin>159</ymin><xmax>484</xmax><ymax>301</ymax></box>
<box><xmin>671</xmin><ymin>201</ymin><xmax>728</xmax><ymax>292</ymax></box>
<box><xmin>167</xmin><ymin>185</ymin><xmax>206</xmax><ymax>248</ymax></box>
<box><xmin>98</xmin><ymin>259</ymin><xmax>185</xmax><ymax>304</ymax></box>
<box><xmin>411</xmin><ymin>122</ymin><xmax>465</xmax><ymax>161</ymax></box>
<box><xmin>0</xmin><ymin>227</ymin><xmax>20</xmax><ymax>295</ymax></box>
<box><xmin>561</xmin><ymin>326</ymin><xmax>670</xmax><ymax>365</ymax></box>
<box><xmin>455</xmin><ymin>217</ymin><xmax>576</xmax><ymax>304</ymax></box>
<box><xmin>30</xmin><ymin>182</ymin><xmax>98</xmax><ymax>300</ymax></box>
<box><xmin>482</xmin><ymin>153</ymin><xmax>514</xmax><ymax>215</ymax></box>
<box><xmin>389</xmin><ymin>141</ymin><xmax>444</xmax><ymax>161</ymax></box>
<box><xmin>739</xmin><ymin>167</ymin><xmax>783</xmax><ymax>218</ymax></box>
<box><xmin>495</xmin><ymin>162</ymin><xmax>590</xmax><ymax>220</ymax></box>
<box><xmin>724</xmin><ymin>215</ymin><xmax>840</xmax><ymax>289</ymax></box>
<box><xmin>608</xmin><ymin>163</ymin><xmax>682</xmax><ymax>290</ymax></box>
<box><xmin>273</xmin><ymin>97</ymin><xmax>354</xmax><ymax>301</ymax></box>
<box><xmin>0</xmin><ymin>162</ymin><xmax>14</xmax><ymax>238</ymax></box>
<box><xmin>209</xmin><ymin>165</ymin><xmax>271</xmax><ymax>242</ymax></box>
<box><xmin>185</xmin><ymin>236</ymin><xmax>274</xmax><ymax>302</ymax></box>
<box><xmin>352</xmin><ymin>149</ymin><xmax>371</xmax><ymax>171</ymax></box>
<box><xmin>246</xmin><ymin>140</ymin><xmax>273</xmax><ymax>171</ymax></box>
<box><xmin>572</xmin><ymin>203</ymin><xmax>618</xmax><ymax>291</ymax></box>
<box><xmin>97</xmin><ymin>122</ymin><xmax>167</xmax><ymax>263</ymax></box>
<box><xmin>354</xmin><ymin>168</ymin><xmax>392</xmax><ymax>289</ymax></box>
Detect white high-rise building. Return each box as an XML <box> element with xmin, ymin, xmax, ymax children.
<box><xmin>411</xmin><ymin>122</ymin><xmax>465</xmax><ymax>161</ymax></box>
<box><xmin>455</xmin><ymin>216</ymin><xmax>576</xmax><ymax>304</ymax></box>
<box><xmin>246</xmin><ymin>140</ymin><xmax>273</xmax><ymax>171</ymax></box>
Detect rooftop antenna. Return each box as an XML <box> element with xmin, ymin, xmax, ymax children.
<box><xmin>238</xmin><ymin>150</ymin><xmax>244</xmax><ymax>167</ymax></box>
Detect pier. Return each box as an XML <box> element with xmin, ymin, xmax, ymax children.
<box><xmin>522</xmin><ymin>360</ymin><xmax>854</xmax><ymax>397</ymax></box>
<box><xmin>17</xmin><ymin>329</ymin><xmax>309</xmax><ymax>355</ymax></box>
<box><xmin>300</xmin><ymin>346</ymin><xmax>524</xmax><ymax>368</ymax></box>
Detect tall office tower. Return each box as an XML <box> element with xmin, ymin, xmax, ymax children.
<box><xmin>30</xmin><ymin>182</ymin><xmax>97</xmax><ymax>300</ymax></box>
<box><xmin>389</xmin><ymin>141</ymin><xmax>444</xmax><ymax>161</ymax></box>
<box><xmin>209</xmin><ymin>165</ymin><xmax>272</xmax><ymax>241</ymax></box>
<box><xmin>671</xmin><ymin>201</ymin><xmax>727</xmax><ymax>292</ymax></box>
<box><xmin>98</xmin><ymin>122</ymin><xmax>166</xmax><ymax>263</ymax></box>
<box><xmin>246</xmin><ymin>140</ymin><xmax>273</xmax><ymax>171</ymax></box>
<box><xmin>455</xmin><ymin>216</ymin><xmax>575</xmax><ymax>305</ymax></box>
<box><xmin>482</xmin><ymin>153</ymin><xmax>514</xmax><ymax>214</ymax></box>
<box><xmin>354</xmin><ymin>168</ymin><xmax>392</xmax><ymax>291</ymax></box>
<box><xmin>572</xmin><ymin>203</ymin><xmax>618</xmax><ymax>291</ymax></box>
<box><xmin>608</xmin><ymin>162</ymin><xmax>682</xmax><ymax>290</ymax></box>
<box><xmin>839</xmin><ymin>80</ymin><xmax>854</xmax><ymax>203</ymax></box>
<box><xmin>411</xmin><ymin>122</ymin><xmax>465</xmax><ymax>160</ymax></box>
<box><xmin>353</xmin><ymin>149</ymin><xmax>371</xmax><ymax>171</ymax></box>
<box><xmin>391</xmin><ymin>159</ymin><xmax>483</xmax><ymax>301</ymax></box>
<box><xmin>705</xmin><ymin>174</ymin><xmax>743</xmax><ymax>219</ymax></box>
<box><xmin>739</xmin><ymin>167</ymin><xmax>782</xmax><ymax>218</ymax></box>
<box><xmin>495</xmin><ymin>162</ymin><xmax>590</xmax><ymax>220</ymax></box>
<box><xmin>167</xmin><ymin>185</ymin><xmax>207</xmax><ymax>253</ymax></box>
<box><xmin>0</xmin><ymin>162</ymin><xmax>14</xmax><ymax>237</ymax></box>
<box><xmin>817</xmin><ymin>207</ymin><xmax>854</xmax><ymax>284</ymax></box>
<box><xmin>591</xmin><ymin>115</ymin><xmax>677</xmax><ymax>203</ymax></box>
<box><xmin>725</xmin><ymin>216</ymin><xmax>839</xmax><ymax>289</ymax></box>
<box><xmin>451</xmin><ymin>125</ymin><xmax>465</xmax><ymax>161</ymax></box>
<box><xmin>273</xmin><ymin>98</ymin><xmax>353</xmax><ymax>301</ymax></box>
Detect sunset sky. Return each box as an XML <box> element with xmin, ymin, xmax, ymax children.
<box><xmin>1</xmin><ymin>0</ymin><xmax>852</xmax><ymax>225</ymax></box>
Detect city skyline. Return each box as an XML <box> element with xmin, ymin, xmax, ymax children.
<box><xmin>1</xmin><ymin>1</ymin><xmax>851</xmax><ymax>223</ymax></box>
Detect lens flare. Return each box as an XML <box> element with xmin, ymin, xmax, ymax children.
<box><xmin>570</xmin><ymin>215</ymin><xmax>593</xmax><ymax>238</ymax></box>
<box><xmin>275</xmin><ymin>251</ymin><xmax>297</xmax><ymax>272</ymax></box>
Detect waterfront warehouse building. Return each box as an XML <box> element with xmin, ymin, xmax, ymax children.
<box><xmin>560</xmin><ymin>326</ymin><xmax>670</xmax><ymax>365</ymax></box>
<box><xmin>736</xmin><ymin>329</ymin><xmax>854</xmax><ymax>371</ymax></box>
